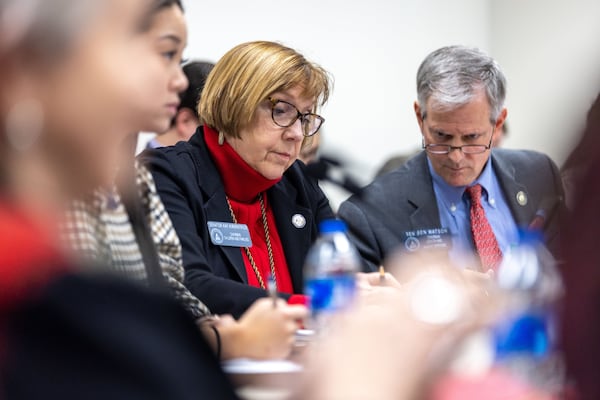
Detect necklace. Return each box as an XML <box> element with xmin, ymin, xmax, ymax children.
<box><xmin>226</xmin><ymin>193</ymin><xmax>276</xmax><ymax>290</ymax></box>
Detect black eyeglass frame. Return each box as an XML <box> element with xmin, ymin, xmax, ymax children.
<box><xmin>422</xmin><ymin>128</ymin><xmax>495</xmax><ymax>155</ymax></box>
<box><xmin>267</xmin><ymin>97</ymin><xmax>325</xmax><ymax>137</ymax></box>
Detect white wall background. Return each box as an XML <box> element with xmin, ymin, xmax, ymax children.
<box><xmin>491</xmin><ymin>0</ymin><xmax>600</xmax><ymax>166</ymax></box>
<box><xmin>180</xmin><ymin>0</ymin><xmax>600</xmax><ymax>204</ymax></box>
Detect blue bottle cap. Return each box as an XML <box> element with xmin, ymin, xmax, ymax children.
<box><xmin>319</xmin><ymin>219</ymin><xmax>348</xmax><ymax>234</ymax></box>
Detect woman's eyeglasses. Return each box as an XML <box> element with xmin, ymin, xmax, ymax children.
<box><xmin>268</xmin><ymin>97</ymin><xmax>324</xmax><ymax>137</ymax></box>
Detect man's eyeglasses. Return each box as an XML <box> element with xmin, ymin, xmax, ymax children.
<box><xmin>422</xmin><ymin>129</ymin><xmax>494</xmax><ymax>155</ymax></box>
<box><xmin>267</xmin><ymin>97</ymin><xmax>324</xmax><ymax>137</ymax></box>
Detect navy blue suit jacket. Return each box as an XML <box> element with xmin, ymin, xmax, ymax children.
<box><xmin>338</xmin><ymin>150</ymin><xmax>565</xmax><ymax>272</ymax></box>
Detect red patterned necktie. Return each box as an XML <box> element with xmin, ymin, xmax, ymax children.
<box><xmin>466</xmin><ymin>184</ymin><xmax>502</xmax><ymax>271</ymax></box>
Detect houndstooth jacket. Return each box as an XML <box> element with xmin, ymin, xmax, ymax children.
<box><xmin>62</xmin><ymin>163</ymin><xmax>211</xmax><ymax>319</ymax></box>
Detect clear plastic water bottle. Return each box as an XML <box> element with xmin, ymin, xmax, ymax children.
<box><xmin>304</xmin><ymin>219</ymin><xmax>360</xmax><ymax>330</ymax></box>
<box><xmin>493</xmin><ymin>230</ymin><xmax>564</xmax><ymax>393</ymax></box>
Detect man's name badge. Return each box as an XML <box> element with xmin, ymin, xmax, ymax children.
<box><xmin>208</xmin><ymin>221</ymin><xmax>252</xmax><ymax>247</ymax></box>
<box><xmin>401</xmin><ymin>228</ymin><xmax>452</xmax><ymax>252</ymax></box>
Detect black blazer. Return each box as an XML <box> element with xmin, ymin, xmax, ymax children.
<box><xmin>338</xmin><ymin>149</ymin><xmax>565</xmax><ymax>272</ymax></box>
<box><xmin>139</xmin><ymin>127</ymin><xmax>334</xmax><ymax>318</ymax></box>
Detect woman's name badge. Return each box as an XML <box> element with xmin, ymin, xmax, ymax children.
<box><xmin>208</xmin><ymin>221</ymin><xmax>252</xmax><ymax>247</ymax></box>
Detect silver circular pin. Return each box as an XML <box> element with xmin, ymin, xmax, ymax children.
<box><xmin>516</xmin><ymin>191</ymin><xmax>528</xmax><ymax>206</ymax></box>
<box><xmin>292</xmin><ymin>214</ymin><xmax>306</xmax><ymax>229</ymax></box>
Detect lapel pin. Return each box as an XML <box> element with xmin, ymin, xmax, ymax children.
<box><xmin>516</xmin><ymin>191</ymin><xmax>528</xmax><ymax>206</ymax></box>
<box><xmin>291</xmin><ymin>214</ymin><xmax>306</xmax><ymax>229</ymax></box>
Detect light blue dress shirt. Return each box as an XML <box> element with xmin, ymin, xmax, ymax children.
<box><xmin>428</xmin><ymin>157</ymin><xmax>519</xmax><ymax>265</ymax></box>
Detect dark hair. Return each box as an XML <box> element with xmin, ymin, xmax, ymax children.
<box><xmin>375</xmin><ymin>151</ymin><xmax>420</xmax><ymax>178</ymax></box>
<box><xmin>152</xmin><ymin>0</ymin><xmax>184</xmax><ymax>12</ymax></box>
<box><xmin>179</xmin><ymin>61</ymin><xmax>215</xmax><ymax>114</ymax></box>
<box><xmin>139</xmin><ymin>0</ymin><xmax>184</xmax><ymax>32</ymax></box>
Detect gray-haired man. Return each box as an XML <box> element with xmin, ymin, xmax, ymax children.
<box><xmin>338</xmin><ymin>45</ymin><xmax>564</xmax><ymax>272</ymax></box>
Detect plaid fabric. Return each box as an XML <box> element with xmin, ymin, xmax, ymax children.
<box><xmin>136</xmin><ymin>164</ymin><xmax>211</xmax><ymax>318</ymax></box>
<box><xmin>61</xmin><ymin>163</ymin><xmax>211</xmax><ymax>319</ymax></box>
<box><xmin>62</xmin><ymin>188</ymin><xmax>149</xmax><ymax>282</ymax></box>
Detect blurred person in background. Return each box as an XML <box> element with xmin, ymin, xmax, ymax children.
<box><xmin>375</xmin><ymin>149</ymin><xmax>420</xmax><ymax>178</ymax></box>
<box><xmin>146</xmin><ymin>60</ymin><xmax>214</xmax><ymax>149</ymax></box>
<box><xmin>338</xmin><ymin>45</ymin><xmax>565</xmax><ymax>272</ymax></box>
<box><xmin>0</xmin><ymin>0</ymin><xmax>240</xmax><ymax>398</ymax></box>
<box><xmin>298</xmin><ymin>130</ymin><xmax>321</xmax><ymax>164</ymax></box>
<box><xmin>141</xmin><ymin>41</ymin><xmax>335</xmax><ymax>318</ymax></box>
<box><xmin>61</xmin><ymin>6</ymin><xmax>305</xmax><ymax>360</ymax></box>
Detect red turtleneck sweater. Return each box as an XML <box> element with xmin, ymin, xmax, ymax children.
<box><xmin>204</xmin><ymin>126</ymin><xmax>305</xmax><ymax>303</ymax></box>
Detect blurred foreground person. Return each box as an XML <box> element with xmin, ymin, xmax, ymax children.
<box><xmin>298</xmin><ymin>252</ymin><xmax>509</xmax><ymax>399</ymax></box>
<box><xmin>146</xmin><ymin>60</ymin><xmax>214</xmax><ymax>149</ymax></box>
<box><xmin>0</xmin><ymin>0</ymin><xmax>238</xmax><ymax>398</ymax></box>
<box><xmin>61</xmin><ymin>5</ymin><xmax>305</xmax><ymax>360</ymax></box>
<box><xmin>561</xmin><ymin>95</ymin><xmax>600</xmax><ymax>211</ymax></box>
<box><xmin>141</xmin><ymin>41</ymin><xmax>335</xmax><ymax>317</ymax></box>
<box><xmin>298</xmin><ymin>249</ymin><xmax>561</xmax><ymax>400</ymax></box>
<box><xmin>560</xmin><ymin>93</ymin><xmax>600</xmax><ymax>400</ymax></box>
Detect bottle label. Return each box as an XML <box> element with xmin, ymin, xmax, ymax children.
<box><xmin>494</xmin><ymin>311</ymin><xmax>552</xmax><ymax>359</ymax></box>
<box><xmin>305</xmin><ymin>275</ymin><xmax>356</xmax><ymax>314</ymax></box>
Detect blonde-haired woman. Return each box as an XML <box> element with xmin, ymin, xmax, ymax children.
<box><xmin>142</xmin><ymin>41</ymin><xmax>335</xmax><ymax>317</ymax></box>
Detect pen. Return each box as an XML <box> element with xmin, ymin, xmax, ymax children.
<box><xmin>379</xmin><ymin>265</ymin><xmax>386</xmax><ymax>285</ymax></box>
<box><xmin>268</xmin><ymin>274</ymin><xmax>277</xmax><ymax>308</ymax></box>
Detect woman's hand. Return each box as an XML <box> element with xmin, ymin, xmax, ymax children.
<box><xmin>215</xmin><ymin>298</ymin><xmax>308</xmax><ymax>360</ymax></box>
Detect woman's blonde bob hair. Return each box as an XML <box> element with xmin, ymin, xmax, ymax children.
<box><xmin>199</xmin><ymin>41</ymin><xmax>331</xmax><ymax>139</ymax></box>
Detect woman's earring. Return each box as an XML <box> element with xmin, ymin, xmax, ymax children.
<box><xmin>218</xmin><ymin>131</ymin><xmax>225</xmax><ymax>146</ymax></box>
<box><xmin>5</xmin><ymin>98</ymin><xmax>44</xmax><ymax>152</ymax></box>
